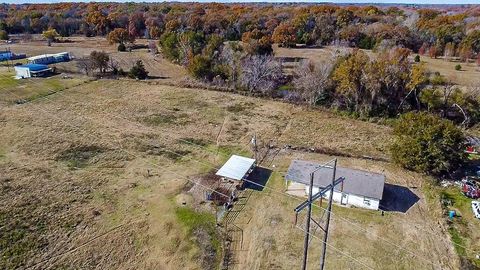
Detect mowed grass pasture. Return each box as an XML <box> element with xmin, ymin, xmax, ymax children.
<box><xmin>0</xmin><ymin>78</ymin><xmax>461</xmax><ymax>269</ymax></box>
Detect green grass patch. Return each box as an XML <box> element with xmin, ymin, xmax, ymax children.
<box><xmin>277</xmin><ymin>84</ymin><xmax>293</xmax><ymax>91</ymax></box>
<box><xmin>213</xmin><ymin>144</ymin><xmax>251</xmax><ymax>161</ymax></box>
<box><xmin>175</xmin><ymin>207</ymin><xmax>216</xmax><ymax>231</ymax></box>
<box><xmin>175</xmin><ymin>207</ymin><xmax>222</xmax><ymax>268</ymax></box>
<box><xmin>178</xmin><ymin>137</ymin><xmax>210</xmax><ymax>147</ymax></box>
<box><xmin>0</xmin><ymin>211</ymin><xmax>48</xmax><ymax>269</ymax></box>
<box><xmin>448</xmin><ymin>226</ymin><xmax>467</xmax><ymax>256</ymax></box>
<box><xmin>440</xmin><ymin>187</ymin><xmax>480</xmax><ymax>267</ymax></box>
<box><xmin>0</xmin><ymin>72</ymin><xmax>18</xmax><ymax>88</ymax></box>
<box><xmin>441</xmin><ymin>188</ymin><xmax>471</xmax><ymax>214</ymax></box>
<box><xmin>0</xmin><ymin>74</ymin><xmax>88</xmax><ymax>104</ymax></box>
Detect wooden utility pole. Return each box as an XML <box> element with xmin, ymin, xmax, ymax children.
<box><xmin>320</xmin><ymin>159</ymin><xmax>337</xmax><ymax>270</ymax></box>
<box><xmin>301</xmin><ymin>171</ymin><xmax>315</xmax><ymax>270</ymax></box>
<box><xmin>294</xmin><ymin>158</ymin><xmax>343</xmax><ymax>270</ymax></box>
<box><xmin>251</xmin><ymin>132</ymin><xmax>257</xmax><ymax>161</ymax></box>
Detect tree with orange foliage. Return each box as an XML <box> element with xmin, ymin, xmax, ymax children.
<box><xmin>85</xmin><ymin>4</ymin><xmax>110</xmax><ymax>35</ymax></box>
<box><xmin>272</xmin><ymin>23</ymin><xmax>296</xmax><ymax>48</ymax></box>
<box><xmin>107</xmin><ymin>28</ymin><xmax>134</xmax><ymax>45</ymax></box>
<box><xmin>242</xmin><ymin>29</ymin><xmax>272</xmax><ymax>55</ymax></box>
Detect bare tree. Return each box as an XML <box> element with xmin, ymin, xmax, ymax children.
<box><xmin>177</xmin><ymin>33</ymin><xmax>191</xmax><ymax>66</ymax></box>
<box><xmin>293</xmin><ymin>60</ymin><xmax>334</xmax><ymax>105</ymax></box>
<box><xmin>76</xmin><ymin>56</ymin><xmax>93</xmax><ymax>75</ymax></box>
<box><xmin>90</xmin><ymin>51</ymin><xmax>109</xmax><ymax>74</ymax></box>
<box><xmin>240</xmin><ymin>55</ymin><xmax>282</xmax><ymax>94</ymax></box>
<box><xmin>148</xmin><ymin>40</ymin><xmax>158</xmax><ymax>55</ymax></box>
<box><xmin>220</xmin><ymin>42</ymin><xmax>243</xmax><ymax>88</ymax></box>
<box><xmin>108</xmin><ymin>58</ymin><xmax>120</xmax><ymax>73</ymax></box>
<box><xmin>454</xmin><ymin>81</ymin><xmax>480</xmax><ymax>127</ymax></box>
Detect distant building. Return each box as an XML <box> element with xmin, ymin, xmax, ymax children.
<box><xmin>0</xmin><ymin>50</ymin><xmax>26</xmax><ymax>61</ymax></box>
<box><xmin>15</xmin><ymin>64</ymin><xmax>52</xmax><ymax>79</ymax></box>
<box><xmin>285</xmin><ymin>160</ymin><xmax>385</xmax><ymax>210</ymax></box>
<box><xmin>27</xmin><ymin>52</ymin><xmax>70</xmax><ymax>65</ymax></box>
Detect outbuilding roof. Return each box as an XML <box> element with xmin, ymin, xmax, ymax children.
<box><xmin>216</xmin><ymin>155</ymin><xmax>256</xmax><ymax>181</ymax></box>
<box><xmin>285</xmin><ymin>160</ymin><xmax>385</xmax><ymax>200</ymax></box>
<box><xmin>28</xmin><ymin>52</ymin><xmax>69</xmax><ymax>61</ymax></box>
<box><xmin>16</xmin><ymin>64</ymin><xmax>50</xmax><ymax>71</ymax></box>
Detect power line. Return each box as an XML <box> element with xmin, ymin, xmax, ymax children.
<box><xmin>25</xmin><ymin>220</ymin><xmax>143</xmax><ymax>269</ymax></box>
<box><xmin>0</xmin><ymin>75</ymin><xmax>454</xmax><ymax>268</ymax></box>
<box><xmin>0</xmin><ymin>77</ymin><xmax>382</xmax><ymax>265</ymax></box>
<box><xmin>295</xmin><ymin>225</ymin><xmax>375</xmax><ymax>270</ymax></box>
<box><xmin>0</xmin><ymin>79</ymin><xmax>375</xmax><ymax>269</ymax></box>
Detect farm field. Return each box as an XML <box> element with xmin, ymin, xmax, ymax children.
<box><xmin>5</xmin><ymin>37</ymin><xmax>187</xmax><ymax>84</ymax></box>
<box><xmin>0</xmin><ymin>79</ymin><xmax>462</xmax><ymax>269</ymax></box>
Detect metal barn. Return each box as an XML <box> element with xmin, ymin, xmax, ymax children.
<box><xmin>15</xmin><ymin>64</ymin><xmax>52</xmax><ymax>79</ymax></box>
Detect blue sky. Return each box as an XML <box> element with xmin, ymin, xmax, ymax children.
<box><xmin>2</xmin><ymin>0</ymin><xmax>479</xmax><ymax>4</ymax></box>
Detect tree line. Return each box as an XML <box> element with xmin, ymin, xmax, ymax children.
<box><xmin>1</xmin><ymin>3</ymin><xmax>479</xmax><ymax>58</ymax></box>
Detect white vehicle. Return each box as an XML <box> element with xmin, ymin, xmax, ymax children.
<box><xmin>472</xmin><ymin>201</ymin><xmax>480</xmax><ymax>219</ymax></box>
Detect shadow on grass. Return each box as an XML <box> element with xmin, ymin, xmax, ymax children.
<box><xmin>244</xmin><ymin>166</ymin><xmax>272</xmax><ymax>191</ymax></box>
<box><xmin>380</xmin><ymin>183</ymin><xmax>420</xmax><ymax>213</ymax></box>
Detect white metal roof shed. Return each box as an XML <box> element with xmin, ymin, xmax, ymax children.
<box><xmin>216</xmin><ymin>155</ymin><xmax>256</xmax><ymax>181</ymax></box>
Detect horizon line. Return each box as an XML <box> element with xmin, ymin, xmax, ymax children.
<box><xmin>1</xmin><ymin>1</ymin><xmax>479</xmax><ymax>5</ymax></box>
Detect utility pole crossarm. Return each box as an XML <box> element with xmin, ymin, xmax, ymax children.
<box><xmin>294</xmin><ymin>177</ymin><xmax>345</xmax><ymax>213</ymax></box>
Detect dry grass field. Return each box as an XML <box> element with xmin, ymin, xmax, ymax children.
<box><xmin>6</xmin><ymin>37</ymin><xmax>187</xmax><ymax>84</ymax></box>
<box><xmin>1</xmin><ymin>37</ymin><xmax>478</xmax><ymax>269</ymax></box>
<box><xmin>0</xmin><ymin>78</ymin><xmax>461</xmax><ymax>269</ymax></box>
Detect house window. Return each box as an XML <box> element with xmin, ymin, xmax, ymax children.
<box><xmin>363</xmin><ymin>198</ymin><xmax>371</xmax><ymax>206</ymax></box>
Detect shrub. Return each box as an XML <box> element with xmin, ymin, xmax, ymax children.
<box><xmin>0</xmin><ymin>30</ymin><xmax>8</xmax><ymax>40</ymax></box>
<box><xmin>118</xmin><ymin>68</ymin><xmax>126</xmax><ymax>76</ymax></box>
<box><xmin>117</xmin><ymin>43</ymin><xmax>126</xmax><ymax>52</ymax></box>
<box><xmin>159</xmin><ymin>32</ymin><xmax>179</xmax><ymax>61</ymax></box>
<box><xmin>455</xmin><ymin>64</ymin><xmax>462</xmax><ymax>71</ymax></box>
<box><xmin>128</xmin><ymin>60</ymin><xmax>148</xmax><ymax>79</ymax></box>
<box><xmin>390</xmin><ymin>112</ymin><xmax>466</xmax><ymax>176</ymax></box>
<box><xmin>187</xmin><ymin>55</ymin><xmax>212</xmax><ymax>80</ymax></box>
<box><xmin>414</xmin><ymin>55</ymin><xmax>420</xmax><ymax>62</ymax></box>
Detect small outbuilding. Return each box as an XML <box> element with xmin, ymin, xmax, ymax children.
<box><xmin>27</xmin><ymin>52</ymin><xmax>70</xmax><ymax>65</ymax></box>
<box><xmin>14</xmin><ymin>64</ymin><xmax>52</xmax><ymax>79</ymax></box>
<box><xmin>216</xmin><ymin>155</ymin><xmax>256</xmax><ymax>183</ymax></box>
<box><xmin>285</xmin><ymin>160</ymin><xmax>385</xmax><ymax>210</ymax></box>
<box><xmin>0</xmin><ymin>51</ymin><xmax>26</xmax><ymax>61</ymax></box>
